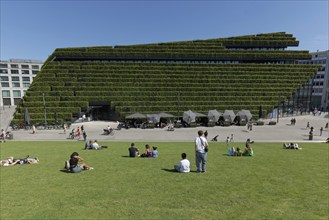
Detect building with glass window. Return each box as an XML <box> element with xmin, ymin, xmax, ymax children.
<box><xmin>0</xmin><ymin>59</ymin><xmax>43</xmax><ymax>106</ymax></box>
<box><xmin>299</xmin><ymin>50</ymin><xmax>329</xmax><ymax>110</ymax></box>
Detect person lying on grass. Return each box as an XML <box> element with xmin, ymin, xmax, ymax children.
<box><xmin>0</xmin><ymin>156</ymin><xmax>39</xmax><ymax>166</ymax></box>
<box><xmin>283</xmin><ymin>143</ymin><xmax>302</xmax><ymax>150</ymax></box>
<box><xmin>228</xmin><ymin>147</ymin><xmax>242</xmax><ymax>156</ymax></box>
<box><xmin>67</xmin><ymin>152</ymin><xmax>93</xmax><ymax>173</ymax></box>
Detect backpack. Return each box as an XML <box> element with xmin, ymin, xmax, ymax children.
<box><xmin>64</xmin><ymin>160</ymin><xmax>70</xmax><ymax>171</ymax></box>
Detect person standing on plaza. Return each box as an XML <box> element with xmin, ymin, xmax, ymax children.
<box><xmin>1</xmin><ymin>129</ymin><xmax>6</xmax><ymax>143</ymax></box>
<box><xmin>195</xmin><ymin>130</ymin><xmax>208</xmax><ymax>173</ymax></box>
<box><xmin>320</xmin><ymin>127</ymin><xmax>323</xmax><ymax>136</ymax></box>
<box><xmin>82</xmin><ymin>130</ymin><xmax>87</xmax><ymax>141</ymax></box>
<box><xmin>230</xmin><ymin>134</ymin><xmax>234</xmax><ymax>142</ymax></box>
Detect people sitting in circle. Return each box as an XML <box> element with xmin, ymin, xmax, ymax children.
<box><xmin>0</xmin><ymin>156</ymin><xmax>39</xmax><ymax>167</ymax></box>
<box><xmin>174</xmin><ymin>153</ymin><xmax>190</xmax><ymax>173</ymax></box>
<box><xmin>152</xmin><ymin>146</ymin><xmax>158</xmax><ymax>158</ymax></box>
<box><xmin>128</xmin><ymin>143</ymin><xmax>140</xmax><ymax>157</ymax></box>
<box><xmin>140</xmin><ymin>144</ymin><xmax>153</xmax><ymax>158</ymax></box>
<box><xmin>242</xmin><ymin>144</ymin><xmax>253</xmax><ymax>156</ymax></box>
<box><xmin>67</xmin><ymin>152</ymin><xmax>93</xmax><ymax>173</ymax></box>
<box><xmin>283</xmin><ymin>143</ymin><xmax>302</xmax><ymax>150</ymax></box>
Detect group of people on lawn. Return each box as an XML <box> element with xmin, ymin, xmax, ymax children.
<box><xmin>2</xmin><ymin>130</ymin><xmax>254</xmax><ymax>173</ymax></box>
<box><xmin>128</xmin><ymin>143</ymin><xmax>158</xmax><ymax>158</ymax></box>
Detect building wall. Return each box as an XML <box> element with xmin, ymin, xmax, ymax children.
<box><xmin>299</xmin><ymin>50</ymin><xmax>329</xmax><ymax>111</ymax></box>
<box><xmin>0</xmin><ymin>59</ymin><xmax>43</xmax><ymax>106</ymax></box>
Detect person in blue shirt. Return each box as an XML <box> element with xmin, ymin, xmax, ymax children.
<box><xmin>152</xmin><ymin>146</ymin><xmax>158</xmax><ymax>158</ymax></box>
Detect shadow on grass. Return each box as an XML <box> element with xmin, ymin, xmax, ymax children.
<box><xmin>161</xmin><ymin>168</ymin><xmax>197</xmax><ymax>173</ymax></box>
<box><xmin>59</xmin><ymin>169</ymin><xmax>71</xmax><ymax>173</ymax></box>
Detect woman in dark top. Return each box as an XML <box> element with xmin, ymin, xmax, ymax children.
<box><xmin>69</xmin><ymin>152</ymin><xmax>93</xmax><ymax>173</ymax></box>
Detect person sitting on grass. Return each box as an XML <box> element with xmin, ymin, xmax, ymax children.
<box><xmin>152</xmin><ymin>146</ymin><xmax>158</xmax><ymax>158</ymax></box>
<box><xmin>242</xmin><ymin>144</ymin><xmax>253</xmax><ymax>156</ymax></box>
<box><xmin>84</xmin><ymin>140</ymin><xmax>93</xmax><ymax>150</ymax></box>
<box><xmin>174</xmin><ymin>153</ymin><xmax>190</xmax><ymax>173</ymax></box>
<box><xmin>68</xmin><ymin>152</ymin><xmax>93</xmax><ymax>173</ymax></box>
<box><xmin>92</xmin><ymin>140</ymin><xmax>100</xmax><ymax>150</ymax></box>
<box><xmin>140</xmin><ymin>144</ymin><xmax>152</xmax><ymax>158</ymax></box>
<box><xmin>128</xmin><ymin>143</ymin><xmax>140</xmax><ymax>157</ymax></box>
<box><xmin>228</xmin><ymin>147</ymin><xmax>235</xmax><ymax>156</ymax></box>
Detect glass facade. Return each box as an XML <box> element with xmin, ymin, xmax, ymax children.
<box><xmin>0</xmin><ymin>59</ymin><xmax>43</xmax><ymax>106</ymax></box>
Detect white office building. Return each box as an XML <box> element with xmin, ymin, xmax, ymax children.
<box><xmin>299</xmin><ymin>50</ymin><xmax>329</xmax><ymax>111</ymax></box>
<box><xmin>310</xmin><ymin>50</ymin><xmax>329</xmax><ymax>110</ymax></box>
<box><xmin>0</xmin><ymin>59</ymin><xmax>43</xmax><ymax>106</ymax></box>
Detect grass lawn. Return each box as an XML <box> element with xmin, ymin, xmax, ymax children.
<box><xmin>0</xmin><ymin>141</ymin><xmax>328</xmax><ymax>220</ymax></box>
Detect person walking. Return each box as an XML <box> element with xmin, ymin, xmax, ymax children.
<box><xmin>320</xmin><ymin>127</ymin><xmax>323</xmax><ymax>136</ymax></box>
<box><xmin>195</xmin><ymin>130</ymin><xmax>208</xmax><ymax>173</ymax></box>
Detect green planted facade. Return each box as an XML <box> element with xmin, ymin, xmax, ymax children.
<box><xmin>13</xmin><ymin>32</ymin><xmax>318</xmax><ymax>125</ymax></box>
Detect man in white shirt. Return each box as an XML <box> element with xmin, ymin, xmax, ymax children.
<box><xmin>92</xmin><ymin>140</ymin><xmax>100</xmax><ymax>150</ymax></box>
<box><xmin>195</xmin><ymin>130</ymin><xmax>209</xmax><ymax>172</ymax></box>
<box><xmin>175</xmin><ymin>153</ymin><xmax>190</xmax><ymax>173</ymax></box>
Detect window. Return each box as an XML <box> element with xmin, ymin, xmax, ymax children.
<box><xmin>23</xmin><ymin>82</ymin><xmax>30</xmax><ymax>87</ymax></box>
<box><xmin>2</xmin><ymin>90</ymin><xmax>10</xmax><ymax>97</ymax></box>
<box><xmin>11</xmin><ymin>64</ymin><xmax>19</xmax><ymax>68</ymax></box>
<box><xmin>0</xmin><ymin>64</ymin><xmax>8</xmax><ymax>68</ymax></box>
<box><xmin>13</xmin><ymin>90</ymin><xmax>21</xmax><ymax>97</ymax></box>
<box><xmin>23</xmin><ymin>90</ymin><xmax>27</xmax><ymax>95</ymax></box>
<box><xmin>12</xmin><ymin>82</ymin><xmax>20</xmax><ymax>87</ymax></box>
<box><xmin>11</xmin><ymin>69</ymin><xmax>19</xmax><ymax>74</ymax></box>
<box><xmin>22</xmin><ymin>70</ymin><xmax>30</xmax><ymax>74</ymax></box>
<box><xmin>0</xmin><ymin>76</ymin><xmax>9</xmax><ymax>81</ymax></box>
<box><xmin>32</xmin><ymin>65</ymin><xmax>40</xmax><ymax>70</ymax></box>
<box><xmin>21</xmin><ymin>64</ymin><xmax>29</xmax><ymax>69</ymax></box>
<box><xmin>22</xmin><ymin>77</ymin><xmax>30</xmax><ymax>82</ymax></box>
<box><xmin>32</xmin><ymin>70</ymin><xmax>39</xmax><ymax>75</ymax></box>
<box><xmin>11</xmin><ymin>76</ymin><xmax>20</xmax><ymax>81</ymax></box>
<box><xmin>1</xmin><ymin>82</ymin><xmax>9</xmax><ymax>87</ymax></box>
<box><xmin>0</xmin><ymin>69</ymin><xmax>8</xmax><ymax>73</ymax></box>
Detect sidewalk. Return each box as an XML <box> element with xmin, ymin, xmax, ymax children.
<box><xmin>6</xmin><ymin>114</ymin><xmax>329</xmax><ymax>143</ymax></box>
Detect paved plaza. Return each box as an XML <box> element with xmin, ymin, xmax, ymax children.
<box><xmin>2</xmin><ymin>111</ymin><xmax>328</xmax><ymax>143</ymax></box>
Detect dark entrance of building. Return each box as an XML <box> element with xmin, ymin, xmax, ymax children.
<box><xmin>87</xmin><ymin>101</ymin><xmax>120</xmax><ymax>121</ymax></box>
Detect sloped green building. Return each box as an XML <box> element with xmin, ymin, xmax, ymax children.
<box><xmin>12</xmin><ymin>32</ymin><xmax>318</xmax><ymax>125</ymax></box>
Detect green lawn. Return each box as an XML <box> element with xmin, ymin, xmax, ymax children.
<box><xmin>0</xmin><ymin>141</ymin><xmax>328</xmax><ymax>220</ymax></box>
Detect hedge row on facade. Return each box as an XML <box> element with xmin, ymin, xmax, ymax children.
<box><xmin>52</xmin><ymin>50</ymin><xmax>311</xmax><ymax>60</ymax></box>
<box><xmin>44</xmin><ymin>62</ymin><xmax>317</xmax><ymax>71</ymax></box>
<box><xmin>14</xmin><ymin>32</ymin><xmax>316</xmax><ymax>122</ymax></box>
<box><xmin>15</xmin><ymin>106</ymin><xmax>81</xmax><ymax>114</ymax></box>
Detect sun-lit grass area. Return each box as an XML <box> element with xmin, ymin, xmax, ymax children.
<box><xmin>0</xmin><ymin>141</ymin><xmax>328</xmax><ymax>219</ymax></box>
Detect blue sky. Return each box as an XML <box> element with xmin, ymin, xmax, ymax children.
<box><xmin>1</xmin><ymin>0</ymin><xmax>328</xmax><ymax>61</ymax></box>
